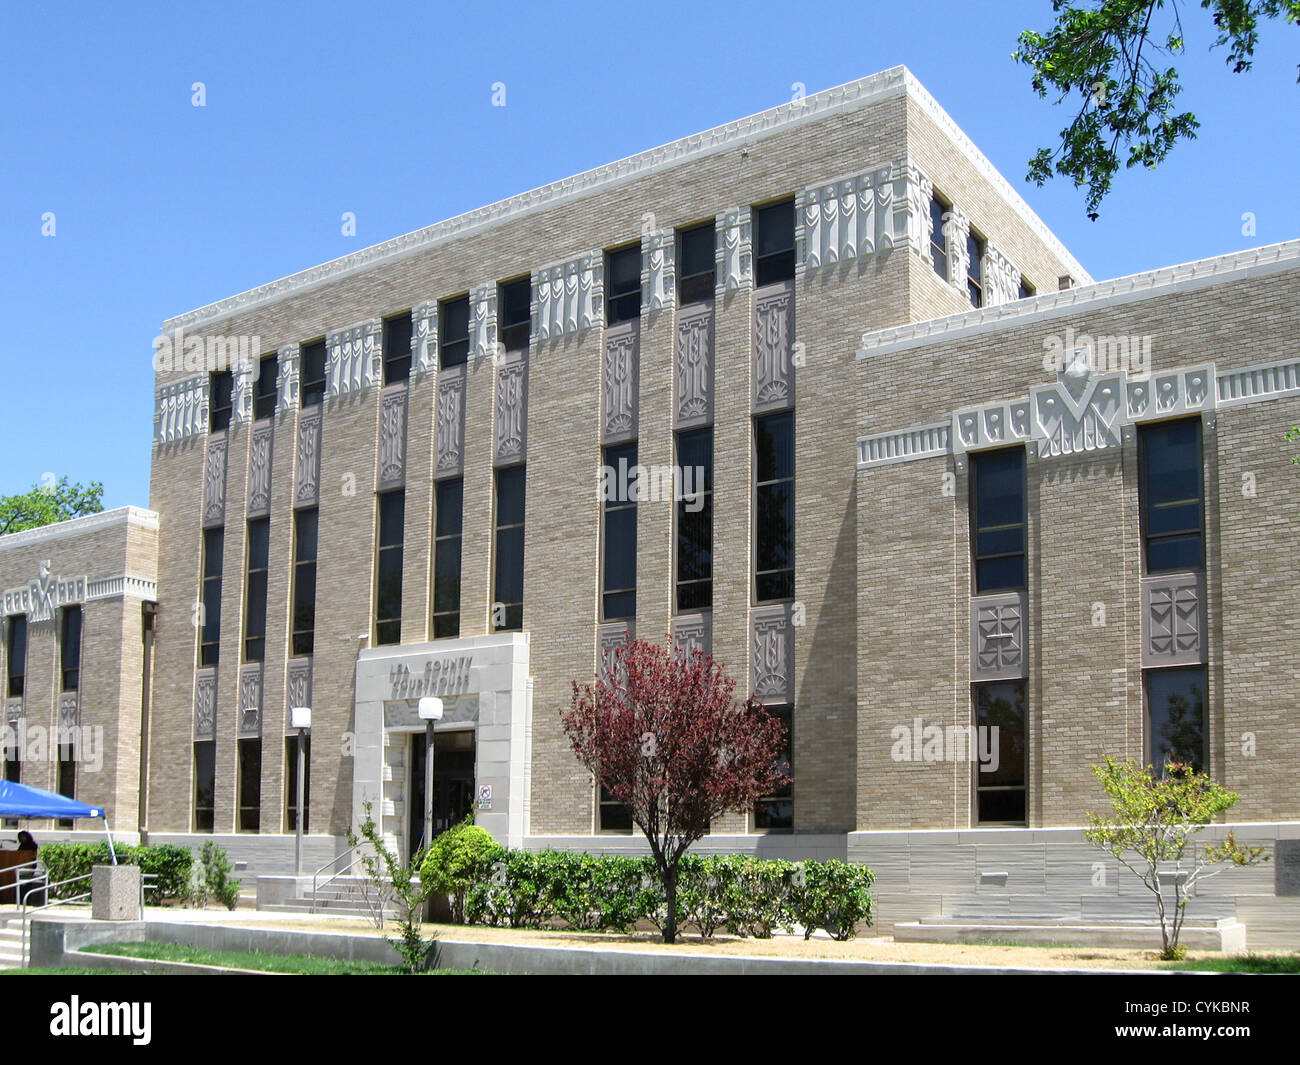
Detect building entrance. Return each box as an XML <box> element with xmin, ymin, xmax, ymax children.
<box><xmin>407</xmin><ymin>728</ymin><xmax>476</xmax><ymax>857</ymax></box>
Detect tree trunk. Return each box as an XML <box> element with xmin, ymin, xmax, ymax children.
<box><xmin>663</xmin><ymin>864</ymin><xmax>678</xmax><ymax>944</ymax></box>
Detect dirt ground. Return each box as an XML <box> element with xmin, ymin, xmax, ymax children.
<box><xmin>211</xmin><ymin>915</ymin><xmax>1286</xmax><ymax>971</ymax></box>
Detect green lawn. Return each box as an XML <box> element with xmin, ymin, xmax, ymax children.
<box><xmin>1163</xmin><ymin>954</ymin><xmax>1300</xmax><ymax>974</ymax></box>
<box><xmin>1</xmin><ymin>967</ymin><xmax>137</xmax><ymax>975</ymax></box>
<box><xmin>84</xmin><ymin>941</ymin><xmax>490</xmax><ymax>975</ymax></box>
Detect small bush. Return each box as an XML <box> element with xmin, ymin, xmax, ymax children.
<box><xmin>192</xmin><ymin>842</ymin><xmax>240</xmax><ymax>910</ymax></box>
<box><xmin>420</xmin><ymin>820</ymin><xmax>502</xmax><ymax>923</ymax></box>
<box><xmin>787</xmin><ymin>859</ymin><xmax>874</xmax><ymax>940</ymax></box>
<box><xmin>37</xmin><ymin>842</ymin><xmax>193</xmax><ymax>904</ymax></box>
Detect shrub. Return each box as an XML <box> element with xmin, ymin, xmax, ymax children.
<box><xmin>37</xmin><ymin>842</ymin><xmax>193</xmax><ymax>904</ymax></box>
<box><xmin>192</xmin><ymin>842</ymin><xmax>240</xmax><ymax>910</ymax></box>
<box><xmin>467</xmin><ymin>849</ymin><xmax>557</xmax><ymax>928</ymax></box>
<box><xmin>420</xmin><ymin>819</ymin><xmax>502</xmax><ymax>923</ymax></box>
<box><xmin>787</xmin><ymin>859</ymin><xmax>874</xmax><ymax>940</ymax></box>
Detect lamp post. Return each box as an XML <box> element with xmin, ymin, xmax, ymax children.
<box><xmin>290</xmin><ymin>706</ymin><xmax>311</xmax><ymax>875</ymax></box>
<box><xmin>418</xmin><ymin>697</ymin><xmax>443</xmax><ymax>850</ymax></box>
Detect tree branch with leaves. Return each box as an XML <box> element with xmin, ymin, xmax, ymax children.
<box><xmin>1016</xmin><ymin>0</ymin><xmax>1300</xmax><ymax>218</ymax></box>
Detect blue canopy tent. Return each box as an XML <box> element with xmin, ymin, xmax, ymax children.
<box><xmin>0</xmin><ymin>781</ymin><xmax>116</xmax><ymax>863</ymax></box>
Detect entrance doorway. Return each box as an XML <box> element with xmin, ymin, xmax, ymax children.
<box><xmin>408</xmin><ymin>728</ymin><xmax>475</xmax><ymax>857</ymax></box>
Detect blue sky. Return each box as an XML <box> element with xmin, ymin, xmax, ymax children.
<box><xmin>1</xmin><ymin>0</ymin><xmax>1296</xmax><ymax>510</ymax></box>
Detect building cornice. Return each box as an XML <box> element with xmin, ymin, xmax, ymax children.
<box><xmin>857</xmin><ymin>239</ymin><xmax>1300</xmax><ymax>360</ymax></box>
<box><xmin>160</xmin><ymin>66</ymin><xmax>1085</xmax><ymax>332</ymax></box>
<box><xmin>0</xmin><ymin>505</ymin><xmax>159</xmax><ymax>552</ymax></box>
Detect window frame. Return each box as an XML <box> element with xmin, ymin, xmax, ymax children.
<box><xmin>199</xmin><ymin>528</ymin><xmax>223</xmax><ymax>668</ymax></box>
<box><xmin>383</xmin><ymin>312</ymin><xmax>413</xmax><ymax>385</ymax></box>
<box><xmin>674</xmin><ymin>427</ymin><xmax>714</xmax><ymax>612</ymax></box>
<box><xmin>60</xmin><ymin>604</ymin><xmax>82</xmax><ymax>692</ymax></box>
<box><xmin>492</xmin><ymin>465</ymin><xmax>526</xmax><ymax>632</ymax></box>
<box><xmin>253</xmin><ymin>353</ymin><xmax>278</xmax><ymax>420</ymax></box>
<box><xmin>1138</xmin><ymin>417</ymin><xmax>1205</xmax><ymax>575</ymax></box>
<box><xmin>300</xmin><ymin>339</ymin><xmax>327</xmax><ymax>407</ymax></box>
<box><xmin>193</xmin><ymin>741</ymin><xmax>216</xmax><ymax>833</ymax></box>
<box><xmin>237</xmin><ymin>736</ymin><xmax>261</xmax><ymax>833</ymax></box>
<box><xmin>285</xmin><ymin>733</ymin><xmax>312</xmax><ymax>833</ymax></box>
<box><xmin>243</xmin><ymin>517</ymin><xmax>270</xmax><ymax>662</ymax></box>
<box><xmin>753</xmin><ymin>704</ymin><xmax>793</xmax><ymax>831</ymax></box>
<box><xmin>753</xmin><ymin>198</ymin><xmax>795</xmax><ymax>287</ymax></box>
<box><xmin>600</xmin><ymin>443</ymin><xmax>637</xmax><ymax>622</ymax></box>
<box><xmin>6</xmin><ymin>614</ymin><xmax>27</xmax><ymax>698</ymax></box>
<box><xmin>375</xmin><ymin>489</ymin><xmax>405</xmax><ymax>646</ymax></box>
<box><xmin>929</xmin><ymin>192</ymin><xmax>950</xmax><ymax>280</ymax></box>
<box><xmin>966</xmin><ymin>229</ymin><xmax>986</xmax><ymax>308</ymax></box>
<box><xmin>972</xmin><ymin>680</ymin><xmax>1028</xmax><ymax>826</ymax></box>
<box><xmin>970</xmin><ymin>446</ymin><xmax>1028</xmax><ymax>595</ymax></box>
<box><xmin>677</xmin><ymin>221</ymin><xmax>716</xmax><ymax>304</ymax></box>
<box><xmin>1145</xmin><ymin>666</ymin><xmax>1207</xmax><ymax>775</ymax></box>
<box><xmin>433</xmin><ymin>478</ymin><xmax>464</xmax><ymax>639</ymax></box>
<box><xmin>291</xmin><ymin>508</ymin><xmax>318</xmax><ymax>656</ymax></box>
<box><xmin>498</xmin><ymin>276</ymin><xmax>532</xmax><ymax>354</ymax></box>
<box><xmin>605</xmin><ymin>242</ymin><xmax>642</xmax><ymax>325</ymax></box>
<box><xmin>209</xmin><ymin>370</ymin><xmax>233</xmax><ymax>432</ymax></box>
<box><xmin>753</xmin><ymin>411</ymin><xmax>795</xmax><ymax>603</ymax></box>
<box><xmin>439</xmin><ymin>295</ymin><xmax>471</xmax><ymax>370</ymax></box>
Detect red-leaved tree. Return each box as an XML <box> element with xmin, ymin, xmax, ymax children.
<box><xmin>562</xmin><ymin>636</ymin><xmax>788</xmax><ymax>943</ymax></box>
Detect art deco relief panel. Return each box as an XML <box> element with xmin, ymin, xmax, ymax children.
<box><xmin>294</xmin><ymin>406</ymin><xmax>322</xmax><ymax>508</ymax></box>
<box><xmin>675</xmin><ymin>302</ymin><xmax>714</xmax><ymax>429</ymax></box>
<box><xmin>378</xmin><ymin>384</ymin><xmax>408</xmax><ymax>490</ymax></box>
<box><xmin>435</xmin><ymin>365</ymin><xmax>467</xmax><ymax>477</ymax></box>
<box><xmin>751</xmin><ymin>604</ymin><xmax>794</xmax><ymax>705</ymax></box>
<box><xmin>247</xmin><ymin>422</ymin><xmax>274</xmax><ymax>518</ymax></box>
<box><xmin>1141</xmin><ymin>573</ymin><xmax>1206</xmax><ymax>668</ymax></box>
<box><xmin>202</xmin><ymin>432</ymin><xmax>228</xmax><ymax>528</ymax></box>
<box><xmin>753</xmin><ymin>281</ymin><xmax>795</xmax><ymax>413</ymax></box>
<box><xmin>971</xmin><ymin>592</ymin><xmax>1027</xmax><ymax>682</ymax></box>
<box><xmin>602</xmin><ymin>321</ymin><xmax>639</xmax><ymax>445</ymax></box>
<box><xmin>495</xmin><ymin>351</ymin><xmax>528</xmax><ymax>466</ymax></box>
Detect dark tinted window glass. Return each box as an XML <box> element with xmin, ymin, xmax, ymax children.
<box><xmin>1147</xmin><ymin>667</ymin><xmax>1205</xmax><ymax>773</ymax></box>
<box><xmin>60</xmin><ymin>605</ymin><xmax>82</xmax><ymax>691</ymax></box>
<box><xmin>599</xmin><ymin>784</ymin><xmax>633</xmax><ymax>832</ymax></box>
<box><xmin>194</xmin><ymin>742</ymin><xmax>215</xmax><ymax>832</ymax></box>
<box><xmin>384</xmin><ymin>313</ymin><xmax>412</xmax><ymax>384</ymax></box>
<box><xmin>754</xmin><ymin>705</ymin><xmax>792</xmax><ymax>829</ymax></box>
<box><xmin>930</xmin><ymin>195</ymin><xmax>949</xmax><ymax>279</ymax></box>
<box><xmin>1141</xmin><ymin>419</ymin><xmax>1204</xmax><ymax>573</ymax></box>
<box><xmin>244</xmin><ymin>518</ymin><xmax>270</xmax><ymax>662</ymax></box>
<box><xmin>676</xmin><ymin>428</ymin><xmax>713</xmax><ymax>611</ymax></box>
<box><xmin>967</xmin><ymin>232</ymin><xmax>985</xmax><ymax>308</ymax></box>
<box><xmin>972</xmin><ymin>448</ymin><xmax>1026</xmax><ymax>593</ymax></box>
<box><xmin>755</xmin><ymin>412</ymin><xmax>794</xmax><ymax>601</ymax></box>
<box><xmin>210</xmin><ymin>370</ymin><xmax>233</xmax><ymax>431</ymax></box>
<box><xmin>292</xmin><ymin>509</ymin><xmax>318</xmax><ymax>656</ymax></box>
<box><xmin>6</xmin><ymin>615</ymin><xmax>27</xmax><ymax>697</ymax></box>
<box><xmin>755</xmin><ymin>199</ymin><xmax>795</xmax><ymax>286</ymax></box>
<box><xmin>440</xmin><ymin>296</ymin><xmax>470</xmax><ymax>369</ymax></box>
<box><xmin>433</xmin><ymin>479</ymin><xmax>464</xmax><ymax>638</ymax></box>
<box><xmin>499</xmin><ymin>277</ymin><xmax>531</xmax><ymax>353</ymax></box>
<box><xmin>974</xmin><ymin>681</ymin><xmax>1026</xmax><ymax>824</ymax></box>
<box><xmin>300</xmin><ymin>341</ymin><xmax>327</xmax><ymax>407</ymax></box>
<box><xmin>238</xmin><ymin>737</ymin><xmax>261</xmax><ymax>832</ymax></box>
<box><xmin>253</xmin><ymin>354</ymin><xmax>278</xmax><ymax>420</ymax></box>
<box><xmin>57</xmin><ymin>741</ymin><xmax>76</xmax><ymax>822</ymax></box>
<box><xmin>200</xmin><ymin>528</ymin><xmax>223</xmax><ymax>667</ymax></box>
<box><xmin>602</xmin><ymin>443</ymin><xmax>637</xmax><ymax>621</ymax></box>
<box><xmin>1018</xmin><ymin>278</ymin><xmax>1036</xmax><ymax>300</ymax></box>
<box><xmin>376</xmin><ymin>490</ymin><xmax>405</xmax><ymax>645</ymax></box>
<box><xmin>606</xmin><ymin>244</ymin><xmax>642</xmax><ymax>324</ymax></box>
<box><xmin>678</xmin><ymin>223</ymin><xmax>716</xmax><ymax>304</ymax></box>
<box><xmin>494</xmin><ymin>466</ymin><xmax>526</xmax><ymax>631</ymax></box>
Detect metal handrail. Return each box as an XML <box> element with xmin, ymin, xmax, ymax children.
<box><xmin>20</xmin><ymin>871</ymin><xmax>93</xmax><ymax>969</ymax></box>
<box><xmin>1</xmin><ymin>858</ymin><xmax>42</xmax><ymax>906</ymax></box>
<box><xmin>311</xmin><ymin>845</ymin><xmax>389</xmax><ymax>928</ymax></box>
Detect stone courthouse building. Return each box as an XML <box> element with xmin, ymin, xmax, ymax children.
<box><xmin>7</xmin><ymin>66</ymin><xmax>1298</xmax><ymax>940</ymax></box>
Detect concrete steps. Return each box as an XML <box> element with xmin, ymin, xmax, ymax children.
<box><xmin>258</xmin><ymin>876</ymin><xmax>396</xmax><ymax>920</ymax></box>
<box><xmin>0</xmin><ymin>923</ymin><xmax>26</xmax><ymax>970</ymax></box>
<box><xmin>894</xmin><ymin>914</ymin><xmax>1247</xmax><ymax>951</ymax></box>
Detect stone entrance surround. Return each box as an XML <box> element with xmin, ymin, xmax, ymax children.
<box><xmin>352</xmin><ymin>632</ymin><xmax>532</xmax><ymax>851</ymax></box>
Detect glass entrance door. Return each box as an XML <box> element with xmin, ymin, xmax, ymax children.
<box><xmin>408</xmin><ymin>729</ymin><xmax>476</xmax><ymax>857</ymax></box>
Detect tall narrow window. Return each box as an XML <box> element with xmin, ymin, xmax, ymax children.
<box><xmin>971</xmin><ymin>447</ymin><xmax>1027</xmax><ymax>594</ymax></box>
<box><xmin>493</xmin><ymin>466</ymin><xmax>526</xmax><ymax>631</ymax></box>
<box><xmin>292</xmin><ymin>508</ymin><xmax>318</xmax><ymax>656</ymax></box>
<box><xmin>253</xmin><ymin>353</ymin><xmax>278</xmax><ymax>420</ymax></box>
<box><xmin>967</xmin><ymin>231</ymin><xmax>985</xmax><ymax>307</ymax></box>
<box><xmin>238</xmin><ymin>737</ymin><xmax>261</xmax><ymax>832</ymax></box>
<box><xmin>300</xmin><ymin>339</ymin><xmax>327</xmax><ymax>407</ymax></box>
<box><xmin>194</xmin><ymin>741</ymin><xmax>215</xmax><ymax>832</ymax></box>
<box><xmin>606</xmin><ymin>243</ymin><xmax>642</xmax><ymax>324</ymax></box>
<box><xmin>754</xmin><ymin>199</ymin><xmax>795</xmax><ymax>286</ymax></box>
<box><xmin>499</xmin><ymin>277</ymin><xmax>531</xmax><ymax>353</ymax></box>
<box><xmin>754</xmin><ymin>412</ymin><xmax>794</xmax><ymax>601</ymax></box>
<box><xmin>57</xmin><ymin>739</ymin><xmax>76</xmax><ymax>823</ymax></box>
<box><xmin>1146</xmin><ymin>667</ymin><xmax>1206</xmax><ymax>773</ymax></box>
<box><xmin>383</xmin><ymin>312</ymin><xmax>412</xmax><ymax>384</ymax></box>
<box><xmin>675</xmin><ymin>428</ymin><xmax>713</xmax><ymax>611</ymax></box>
<box><xmin>6</xmin><ymin>614</ymin><xmax>26</xmax><ymax>697</ymax></box>
<box><xmin>1140</xmin><ymin>418</ymin><xmax>1204</xmax><ymax>573</ymax></box>
<box><xmin>433</xmin><ymin>479</ymin><xmax>464</xmax><ymax>638</ymax></box>
<box><xmin>199</xmin><ymin>529</ymin><xmax>223</xmax><ymax>667</ymax></box>
<box><xmin>930</xmin><ymin>193</ymin><xmax>949</xmax><ymax>279</ymax></box>
<box><xmin>678</xmin><ymin>222</ymin><xmax>715</xmax><ymax>304</ymax></box>
<box><xmin>974</xmin><ymin>681</ymin><xmax>1027</xmax><ymax>824</ymax></box>
<box><xmin>601</xmin><ymin>443</ymin><xmax>637</xmax><ymax>620</ymax></box>
<box><xmin>286</xmin><ymin>734</ymin><xmax>311</xmax><ymax>832</ymax></box>
<box><xmin>209</xmin><ymin>369</ymin><xmax>233</xmax><ymax>432</ymax></box>
<box><xmin>754</xmin><ymin>705</ymin><xmax>792</xmax><ymax>829</ymax></box>
<box><xmin>244</xmin><ymin>518</ymin><xmax>270</xmax><ymax>662</ymax></box>
<box><xmin>439</xmin><ymin>296</ymin><xmax>470</xmax><ymax>369</ymax></box>
<box><xmin>376</xmin><ymin>490</ymin><xmax>405</xmax><ymax>645</ymax></box>
<box><xmin>60</xmin><ymin>605</ymin><xmax>82</xmax><ymax>691</ymax></box>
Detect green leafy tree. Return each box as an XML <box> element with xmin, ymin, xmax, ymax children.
<box><xmin>0</xmin><ymin>477</ymin><xmax>104</xmax><ymax>535</ymax></box>
<box><xmin>1085</xmin><ymin>756</ymin><xmax>1269</xmax><ymax>959</ymax></box>
<box><xmin>1016</xmin><ymin>1</ymin><xmax>1300</xmax><ymax>218</ymax></box>
<box><xmin>347</xmin><ymin>802</ymin><xmax>438</xmax><ymax>972</ymax></box>
<box><xmin>420</xmin><ymin>818</ymin><xmax>502</xmax><ymax>924</ymax></box>
<box><xmin>1285</xmin><ymin>426</ymin><xmax>1299</xmax><ymax>464</ymax></box>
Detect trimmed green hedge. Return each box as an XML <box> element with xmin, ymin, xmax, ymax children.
<box><xmin>37</xmin><ymin>843</ymin><xmax>193</xmax><ymax>903</ymax></box>
<box><xmin>457</xmin><ymin>850</ymin><xmax>873</xmax><ymax>940</ymax></box>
